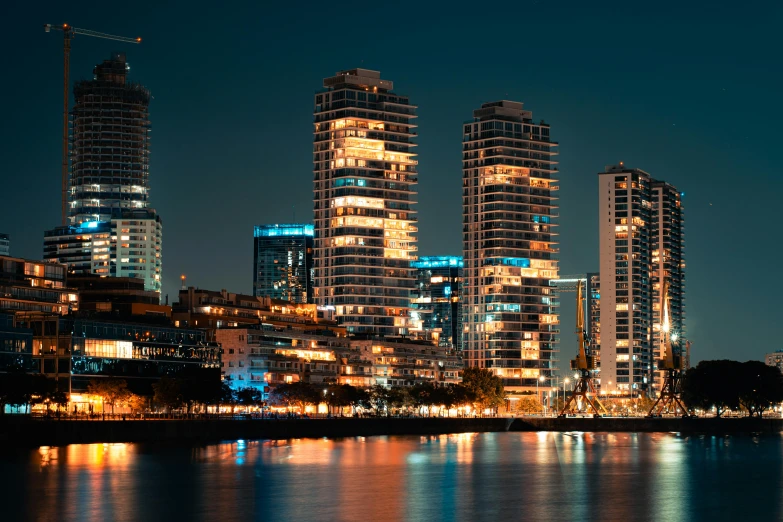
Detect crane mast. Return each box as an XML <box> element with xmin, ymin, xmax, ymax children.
<box><xmin>560</xmin><ymin>281</ymin><xmax>606</xmax><ymax>417</ymax></box>
<box><xmin>43</xmin><ymin>23</ymin><xmax>141</xmax><ymax>226</ymax></box>
<box><xmin>647</xmin><ymin>278</ymin><xmax>688</xmax><ymax>416</ymax></box>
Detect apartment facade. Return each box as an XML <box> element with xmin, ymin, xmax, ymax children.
<box><xmin>598</xmin><ymin>164</ymin><xmax>685</xmax><ymax>396</ymax></box>
<box><xmin>252</xmin><ymin>224</ymin><xmax>314</xmax><ymax>303</ymax></box>
<box><xmin>44</xmin><ymin>210</ymin><xmax>162</xmax><ymax>293</ymax></box>
<box><xmin>313</xmin><ymin>69</ymin><xmax>418</xmax><ymax>336</ymax></box>
<box><xmin>650</xmin><ymin>180</ymin><xmax>686</xmax><ymax>387</ymax></box>
<box><xmin>462</xmin><ymin>101</ymin><xmax>559</xmax><ymax>391</ymax></box>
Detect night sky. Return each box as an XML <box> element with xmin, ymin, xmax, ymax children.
<box><xmin>3</xmin><ymin>1</ymin><xmax>781</xmax><ymax>365</ymax></box>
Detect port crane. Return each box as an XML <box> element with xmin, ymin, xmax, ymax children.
<box><xmin>560</xmin><ymin>281</ymin><xmax>607</xmax><ymax>417</ymax></box>
<box><xmin>43</xmin><ymin>23</ymin><xmax>141</xmax><ymax>225</ymax></box>
<box><xmin>647</xmin><ymin>279</ymin><xmax>688</xmax><ymax>416</ymax></box>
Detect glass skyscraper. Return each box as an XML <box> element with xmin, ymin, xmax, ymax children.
<box><xmin>462</xmin><ymin>100</ymin><xmax>560</xmax><ymax>391</ymax></box>
<box><xmin>253</xmin><ymin>224</ymin><xmax>314</xmax><ymax>303</ymax></box>
<box><xmin>313</xmin><ymin>69</ymin><xmax>418</xmax><ymax>335</ymax></box>
<box><xmin>411</xmin><ymin>256</ymin><xmax>463</xmax><ymax>351</ymax></box>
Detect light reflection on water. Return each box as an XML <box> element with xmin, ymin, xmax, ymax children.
<box><xmin>2</xmin><ymin>432</ymin><xmax>782</xmax><ymax>521</ymax></box>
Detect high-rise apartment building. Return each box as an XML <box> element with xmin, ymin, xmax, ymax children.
<box><xmin>597</xmin><ymin>164</ymin><xmax>685</xmax><ymax>396</ymax></box>
<box><xmin>410</xmin><ymin>256</ymin><xmax>463</xmax><ymax>351</ymax></box>
<box><xmin>253</xmin><ymin>224</ymin><xmax>314</xmax><ymax>303</ymax></box>
<box><xmin>43</xmin><ymin>53</ymin><xmax>162</xmax><ymax>294</ymax></box>
<box><xmin>462</xmin><ymin>101</ymin><xmax>559</xmax><ymax>391</ymax></box>
<box><xmin>0</xmin><ymin>233</ymin><xmax>9</xmax><ymax>256</ymax></box>
<box><xmin>313</xmin><ymin>69</ymin><xmax>418</xmax><ymax>335</ymax></box>
<box><xmin>650</xmin><ymin>180</ymin><xmax>686</xmax><ymax>384</ymax></box>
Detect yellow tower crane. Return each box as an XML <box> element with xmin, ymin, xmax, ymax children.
<box><xmin>560</xmin><ymin>281</ymin><xmax>607</xmax><ymax>417</ymax></box>
<box><xmin>647</xmin><ymin>278</ymin><xmax>688</xmax><ymax>417</ymax></box>
<box><xmin>44</xmin><ymin>23</ymin><xmax>142</xmax><ymax>226</ymax></box>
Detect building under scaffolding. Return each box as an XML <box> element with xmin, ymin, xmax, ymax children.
<box><xmin>69</xmin><ymin>52</ymin><xmax>151</xmax><ymax>225</ymax></box>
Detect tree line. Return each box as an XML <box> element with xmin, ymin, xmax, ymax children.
<box><xmin>682</xmin><ymin>360</ymin><xmax>783</xmax><ymax>417</ymax></box>
<box><xmin>269</xmin><ymin>367</ymin><xmax>506</xmax><ymax>416</ymax></box>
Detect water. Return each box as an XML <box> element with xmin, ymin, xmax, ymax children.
<box><xmin>1</xmin><ymin>432</ymin><xmax>781</xmax><ymax>521</ymax></box>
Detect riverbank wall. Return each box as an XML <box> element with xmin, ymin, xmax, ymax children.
<box><xmin>2</xmin><ymin>416</ymin><xmax>781</xmax><ymax>447</ymax></box>
<box><xmin>0</xmin><ymin>417</ymin><xmax>512</xmax><ymax>447</ymax></box>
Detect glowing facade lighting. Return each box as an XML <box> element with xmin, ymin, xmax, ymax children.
<box><xmin>462</xmin><ymin>101</ymin><xmax>559</xmax><ymax>392</ymax></box>
<box><xmin>313</xmin><ymin>69</ymin><xmax>418</xmax><ymax>336</ymax></box>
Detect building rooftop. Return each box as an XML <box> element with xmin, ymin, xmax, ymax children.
<box><xmin>323</xmin><ymin>68</ymin><xmax>394</xmax><ymax>91</ymax></box>
<box><xmin>254</xmin><ymin>224</ymin><xmax>314</xmax><ymax>238</ymax></box>
<box><xmin>472</xmin><ymin>100</ymin><xmax>534</xmax><ymax>123</ymax></box>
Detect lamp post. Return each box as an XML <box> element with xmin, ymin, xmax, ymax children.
<box><xmin>563</xmin><ymin>377</ymin><xmax>570</xmax><ymax>408</ymax></box>
<box><xmin>538</xmin><ymin>375</ymin><xmax>546</xmax><ymax>415</ymax></box>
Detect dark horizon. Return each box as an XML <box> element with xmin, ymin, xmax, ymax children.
<box><xmin>2</xmin><ymin>1</ymin><xmax>782</xmax><ymax>365</ymax></box>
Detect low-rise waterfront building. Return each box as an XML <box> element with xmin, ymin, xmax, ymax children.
<box><xmin>352</xmin><ymin>338</ymin><xmax>462</xmax><ymax>388</ymax></box>
<box><xmin>14</xmin><ymin>313</ymin><xmax>220</xmax><ymax>405</ymax></box>
<box><xmin>216</xmin><ymin>327</ymin><xmax>352</xmax><ymax>397</ymax></box>
<box><xmin>0</xmin><ymin>255</ymin><xmax>77</xmax><ymax>315</ymax></box>
<box><xmin>0</xmin><ymin>312</ymin><xmax>34</xmax><ymax>374</ymax></box>
<box><xmin>173</xmin><ymin>287</ymin><xmax>344</xmax><ymax>340</ymax></box>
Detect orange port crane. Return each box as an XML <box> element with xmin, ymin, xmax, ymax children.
<box><xmin>647</xmin><ymin>278</ymin><xmax>688</xmax><ymax>416</ymax></box>
<box><xmin>44</xmin><ymin>23</ymin><xmax>141</xmax><ymax>226</ymax></box>
<box><xmin>560</xmin><ymin>280</ymin><xmax>607</xmax><ymax>417</ymax></box>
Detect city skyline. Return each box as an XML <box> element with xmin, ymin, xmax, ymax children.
<box><xmin>2</xmin><ymin>2</ymin><xmax>782</xmax><ymax>364</ymax></box>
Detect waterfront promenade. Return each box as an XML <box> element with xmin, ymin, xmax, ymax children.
<box><xmin>2</xmin><ymin>415</ymin><xmax>782</xmax><ymax>447</ymax></box>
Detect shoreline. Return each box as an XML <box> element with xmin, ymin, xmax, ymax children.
<box><xmin>1</xmin><ymin>416</ymin><xmax>781</xmax><ymax>447</ymax></box>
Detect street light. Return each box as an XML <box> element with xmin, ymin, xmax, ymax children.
<box><xmin>538</xmin><ymin>375</ymin><xmax>546</xmax><ymax>414</ymax></box>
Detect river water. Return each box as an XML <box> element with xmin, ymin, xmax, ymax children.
<box><xmin>1</xmin><ymin>432</ymin><xmax>781</xmax><ymax>521</ymax></box>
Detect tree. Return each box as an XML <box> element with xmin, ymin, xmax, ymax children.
<box><xmin>515</xmin><ymin>396</ymin><xmax>544</xmax><ymax>414</ymax></box>
<box><xmin>369</xmin><ymin>384</ymin><xmax>391</xmax><ymax>416</ymax></box>
<box><xmin>387</xmin><ymin>386</ymin><xmax>411</xmax><ymax>415</ymax></box>
<box><xmin>346</xmin><ymin>386</ymin><xmax>370</xmax><ymax>415</ymax></box>
<box><xmin>462</xmin><ymin>367</ymin><xmax>505</xmax><ymax>412</ymax></box>
<box><xmin>125</xmin><ymin>394</ymin><xmax>148</xmax><ymax>413</ymax></box>
<box><xmin>219</xmin><ymin>382</ymin><xmax>237</xmax><ymax>411</ymax></box>
<box><xmin>88</xmin><ymin>378</ymin><xmax>130</xmax><ymax>414</ymax></box>
<box><xmin>236</xmin><ymin>387</ymin><xmax>263</xmax><ymax>409</ymax></box>
<box><xmin>450</xmin><ymin>384</ymin><xmax>477</xmax><ymax>411</ymax></box>
<box><xmin>680</xmin><ymin>360</ymin><xmax>783</xmax><ymax>417</ymax></box>
<box><xmin>152</xmin><ymin>377</ymin><xmax>183</xmax><ymax>412</ymax></box>
<box><xmin>325</xmin><ymin>384</ymin><xmax>356</xmax><ymax>416</ymax></box>
<box><xmin>682</xmin><ymin>360</ymin><xmax>741</xmax><ymax>417</ymax></box>
<box><xmin>409</xmin><ymin>382</ymin><xmax>438</xmax><ymax>416</ymax></box>
<box><xmin>738</xmin><ymin>361</ymin><xmax>783</xmax><ymax>418</ymax></box>
<box><xmin>269</xmin><ymin>382</ymin><xmax>320</xmax><ymax>413</ymax></box>
<box><xmin>0</xmin><ymin>366</ymin><xmax>44</xmax><ymax>414</ymax></box>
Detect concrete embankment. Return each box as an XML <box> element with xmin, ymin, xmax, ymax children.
<box><xmin>2</xmin><ymin>416</ymin><xmax>781</xmax><ymax>447</ymax></box>
<box><xmin>511</xmin><ymin>416</ymin><xmax>783</xmax><ymax>434</ymax></box>
<box><xmin>0</xmin><ymin>417</ymin><xmax>512</xmax><ymax>447</ymax></box>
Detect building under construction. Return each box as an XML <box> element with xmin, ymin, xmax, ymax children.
<box><xmin>43</xmin><ymin>53</ymin><xmax>162</xmax><ymax>295</ymax></box>
<box><xmin>69</xmin><ymin>52</ymin><xmax>151</xmax><ymax>224</ymax></box>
